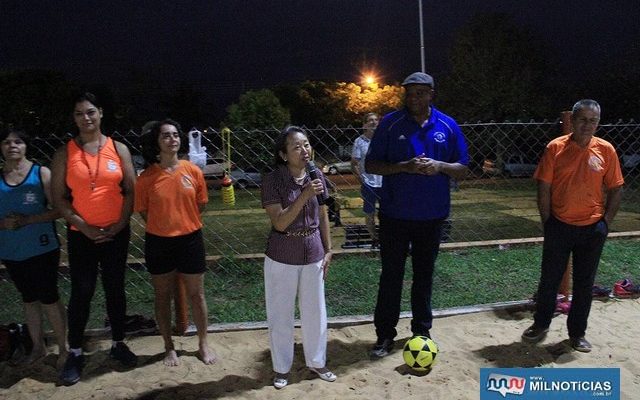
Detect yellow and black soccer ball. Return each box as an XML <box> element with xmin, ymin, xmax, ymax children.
<box><xmin>402</xmin><ymin>336</ymin><xmax>438</xmax><ymax>372</ymax></box>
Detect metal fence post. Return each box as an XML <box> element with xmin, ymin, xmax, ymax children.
<box><xmin>558</xmin><ymin>111</ymin><xmax>573</xmax><ymax>303</ymax></box>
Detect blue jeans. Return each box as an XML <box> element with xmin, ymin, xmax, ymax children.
<box><xmin>533</xmin><ymin>216</ymin><xmax>608</xmax><ymax>338</ymax></box>
<box><xmin>374</xmin><ymin>213</ymin><xmax>443</xmax><ymax>340</ymax></box>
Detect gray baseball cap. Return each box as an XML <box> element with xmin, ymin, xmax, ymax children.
<box><xmin>401</xmin><ymin>72</ymin><xmax>435</xmax><ymax>87</ymax></box>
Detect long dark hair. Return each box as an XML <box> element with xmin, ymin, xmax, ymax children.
<box><xmin>72</xmin><ymin>92</ymin><xmax>103</xmax><ymax>110</ymax></box>
<box><xmin>70</xmin><ymin>92</ymin><xmax>104</xmax><ymax>136</ymax></box>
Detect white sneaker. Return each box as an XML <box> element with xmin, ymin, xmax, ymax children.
<box><xmin>273</xmin><ymin>373</ymin><xmax>289</xmax><ymax>389</ymax></box>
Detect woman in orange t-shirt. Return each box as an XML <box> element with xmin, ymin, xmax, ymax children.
<box><xmin>51</xmin><ymin>92</ymin><xmax>137</xmax><ymax>385</ymax></box>
<box><xmin>135</xmin><ymin>119</ymin><xmax>215</xmax><ymax>366</ymax></box>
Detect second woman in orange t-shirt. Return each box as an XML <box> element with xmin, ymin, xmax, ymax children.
<box><xmin>135</xmin><ymin>119</ymin><xmax>216</xmax><ymax>366</ymax></box>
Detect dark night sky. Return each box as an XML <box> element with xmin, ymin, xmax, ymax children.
<box><xmin>2</xmin><ymin>0</ymin><xmax>639</xmax><ymax>116</ymax></box>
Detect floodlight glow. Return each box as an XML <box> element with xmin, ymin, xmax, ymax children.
<box><xmin>364</xmin><ymin>74</ymin><xmax>376</xmax><ymax>85</ymax></box>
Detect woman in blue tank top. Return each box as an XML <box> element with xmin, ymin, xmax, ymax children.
<box><xmin>0</xmin><ymin>128</ymin><xmax>67</xmax><ymax>367</ymax></box>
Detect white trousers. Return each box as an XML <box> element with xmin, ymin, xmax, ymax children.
<box><xmin>264</xmin><ymin>256</ymin><xmax>328</xmax><ymax>373</ymax></box>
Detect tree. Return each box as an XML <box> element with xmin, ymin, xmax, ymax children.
<box><xmin>159</xmin><ymin>84</ymin><xmax>212</xmax><ymax>128</ymax></box>
<box><xmin>439</xmin><ymin>13</ymin><xmax>553</xmax><ymax>122</ymax></box>
<box><xmin>274</xmin><ymin>81</ymin><xmax>348</xmax><ymax>127</ymax></box>
<box><xmin>0</xmin><ymin>69</ymin><xmax>77</xmax><ymax>137</ymax></box>
<box><xmin>328</xmin><ymin>82</ymin><xmax>402</xmax><ymax>119</ymax></box>
<box><xmin>225</xmin><ymin>89</ymin><xmax>290</xmax><ymax>129</ymax></box>
<box><xmin>275</xmin><ymin>80</ymin><xmax>402</xmax><ymax>127</ymax></box>
<box><xmin>596</xmin><ymin>40</ymin><xmax>640</xmax><ymax>121</ymax></box>
<box><xmin>223</xmin><ymin>89</ymin><xmax>291</xmax><ymax>171</ymax></box>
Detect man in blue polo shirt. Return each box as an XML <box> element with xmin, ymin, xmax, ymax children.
<box><xmin>365</xmin><ymin>72</ymin><xmax>469</xmax><ymax>358</ymax></box>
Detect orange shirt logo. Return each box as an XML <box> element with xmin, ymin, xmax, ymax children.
<box><xmin>181</xmin><ymin>175</ymin><xmax>194</xmax><ymax>189</ymax></box>
<box><xmin>107</xmin><ymin>159</ymin><xmax>119</xmax><ymax>172</ymax></box>
<box><xmin>588</xmin><ymin>155</ymin><xmax>604</xmax><ymax>172</ymax></box>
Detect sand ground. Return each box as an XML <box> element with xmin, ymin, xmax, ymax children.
<box><xmin>1</xmin><ymin>298</ymin><xmax>638</xmax><ymax>400</ymax></box>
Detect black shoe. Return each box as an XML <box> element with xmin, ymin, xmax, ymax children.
<box><xmin>413</xmin><ymin>330</ymin><xmax>431</xmax><ymax>339</ymax></box>
<box><xmin>110</xmin><ymin>342</ymin><xmax>138</xmax><ymax>367</ymax></box>
<box><xmin>521</xmin><ymin>324</ymin><xmax>549</xmax><ymax>343</ymax></box>
<box><xmin>125</xmin><ymin>315</ymin><xmax>157</xmax><ymax>335</ymax></box>
<box><xmin>105</xmin><ymin>315</ymin><xmax>157</xmax><ymax>335</ymax></box>
<box><xmin>570</xmin><ymin>336</ymin><xmax>592</xmax><ymax>353</ymax></box>
<box><xmin>60</xmin><ymin>353</ymin><xmax>84</xmax><ymax>386</ymax></box>
<box><xmin>370</xmin><ymin>338</ymin><xmax>394</xmax><ymax>358</ymax></box>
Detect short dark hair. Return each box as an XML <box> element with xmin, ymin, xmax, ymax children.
<box><xmin>571</xmin><ymin>99</ymin><xmax>601</xmax><ymax>118</ymax></box>
<box><xmin>363</xmin><ymin>112</ymin><xmax>379</xmax><ymax>124</ymax></box>
<box><xmin>140</xmin><ymin>119</ymin><xmax>187</xmax><ymax>166</ymax></box>
<box><xmin>0</xmin><ymin>128</ymin><xmax>32</xmax><ymax>154</ymax></box>
<box><xmin>273</xmin><ymin>125</ymin><xmax>307</xmax><ymax>166</ymax></box>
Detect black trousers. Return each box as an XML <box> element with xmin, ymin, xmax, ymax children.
<box><xmin>374</xmin><ymin>213</ymin><xmax>442</xmax><ymax>340</ymax></box>
<box><xmin>4</xmin><ymin>249</ymin><xmax>61</xmax><ymax>304</ymax></box>
<box><xmin>533</xmin><ymin>216</ymin><xmax>608</xmax><ymax>338</ymax></box>
<box><xmin>67</xmin><ymin>226</ymin><xmax>130</xmax><ymax>348</ymax></box>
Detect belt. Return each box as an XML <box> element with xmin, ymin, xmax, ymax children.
<box><xmin>275</xmin><ymin>228</ymin><xmax>318</xmax><ymax>237</ymax></box>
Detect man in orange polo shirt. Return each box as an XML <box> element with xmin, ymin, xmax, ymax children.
<box><xmin>522</xmin><ymin>99</ymin><xmax>624</xmax><ymax>352</ymax></box>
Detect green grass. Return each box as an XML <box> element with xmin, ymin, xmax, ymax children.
<box><xmin>204</xmin><ymin>214</ymin><xmax>271</xmax><ymax>256</ymax></box>
<box><xmin>3</xmin><ymin>180</ymin><xmax>638</xmax><ymax>328</ymax></box>
<box><xmin>126</xmin><ymin>182</ymin><xmax>640</xmax><ymax>256</ymax></box>
<box><xmin>2</xmin><ymin>238</ymin><xmax>638</xmax><ymax>329</ymax></box>
<box><xmin>206</xmin><ymin>188</ymin><xmax>262</xmax><ymax>211</ymax></box>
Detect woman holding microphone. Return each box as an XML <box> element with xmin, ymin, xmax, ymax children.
<box><xmin>261</xmin><ymin>125</ymin><xmax>336</xmax><ymax>389</ymax></box>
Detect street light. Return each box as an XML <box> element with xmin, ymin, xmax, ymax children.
<box><xmin>360</xmin><ymin>70</ymin><xmax>378</xmax><ymax>88</ymax></box>
<box><xmin>364</xmin><ymin>74</ymin><xmax>376</xmax><ymax>86</ymax></box>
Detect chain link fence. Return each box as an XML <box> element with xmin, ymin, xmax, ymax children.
<box><xmin>3</xmin><ymin>121</ymin><xmax>639</xmax><ymax>327</ymax></box>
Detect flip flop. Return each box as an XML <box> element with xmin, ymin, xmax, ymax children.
<box><xmin>555</xmin><ymin>301</ymin><xmax>571</xmax><ymax>315</ymax></box>
<box><xmin>309</xmin><ymin>367</ymin><xmax>337</xmax><ymax>382</ymax></box>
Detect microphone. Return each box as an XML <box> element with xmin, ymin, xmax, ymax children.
<box><xmin>306</xmin><ymin>161</ymin><xmax>329</xmax><ymax>205</ymax></box>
